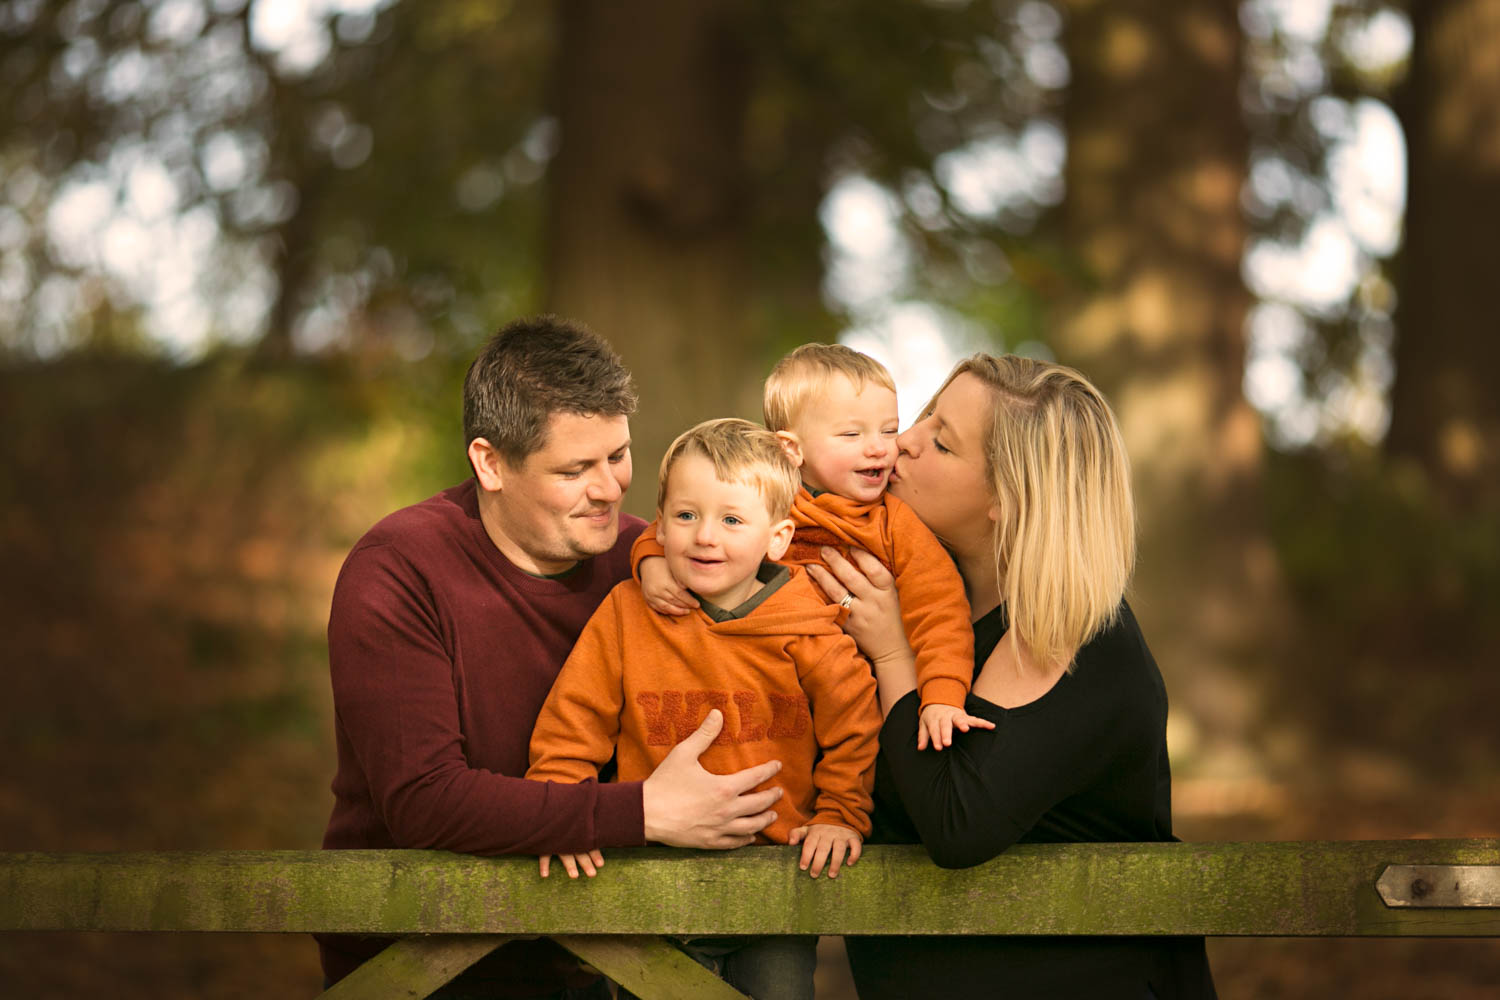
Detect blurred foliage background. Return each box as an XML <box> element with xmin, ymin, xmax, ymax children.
<box><xmin>1</xmin><ymin>0</ymin><xmax>1498</xmax><ymax>995</ymax></box>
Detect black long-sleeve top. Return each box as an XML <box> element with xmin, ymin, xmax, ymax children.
<box><xmin>845</xmin><ymin>600</ymin><xmax>1217</xmax><ymax>1000</ymax></box>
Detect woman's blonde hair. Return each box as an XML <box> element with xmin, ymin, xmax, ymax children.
<box><xmin>937</xmin><ymin>355</ymin><xmax>1136</xmax><ymax>669</ymax></box>
<box><xmin>763</xmin><ymin>343</ymin><xmax>897</xmax><ymax>432</ymax></box>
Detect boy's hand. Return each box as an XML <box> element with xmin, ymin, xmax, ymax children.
<box><xmin>640</xmin><ymin>556</ymin><xmax>698</xmax><ymax>616</ymax></box>
<box><xmin>788</xmin><ymin>823</ymin><xmax>862</xmax><ymax>879</ymax></box>
<box><xmin>917</xmin><ymin>703</ymin><xmax>996</xmax><ymax>750</ymax></box>
<box><xmin>539</xmin><ymin>849</ymin><xmax>605</xmax><ymax>879</ymax></box>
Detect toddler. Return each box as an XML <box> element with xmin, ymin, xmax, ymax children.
<box><xmin>641</xmin><ymin>344</ymin><xmax>990</xmax><ymax>750</ymax></box>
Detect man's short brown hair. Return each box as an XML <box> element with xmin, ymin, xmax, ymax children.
<box><xmin>463</xmin><ymin>315</ymin><xmax>637</xmax><ymax>467</ymax></box>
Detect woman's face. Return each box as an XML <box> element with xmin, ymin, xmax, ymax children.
<box><xmin>888</xmin><ymin>370</ymin><xmax>997</xmax><ymax>556</ymax></box>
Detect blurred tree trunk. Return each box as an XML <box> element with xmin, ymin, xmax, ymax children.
<box><xmin>245</xmin><ymin>7</ymin><xmax>310</xmax><ymax>363</ymax></box>
<box><xmin>545</xmin><ymin>0</ymin><xmax>763</xmax><ymax>516</ymax></box>
<box><xmin>1388</xmin><ymin>0</ymin><xmax>1500</xmax><ymax>506</ymax></box>
<box><xmin>1054</xmin><ymin>0</ymin><xmax>1283</xmax><ymax>777</ymax></box>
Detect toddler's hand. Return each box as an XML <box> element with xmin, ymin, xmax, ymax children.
<box><xmin>788</xmin><ymin>823</ymin><xmax>862</xmax><ymax>879</ymax></box>
<box><xmin>918</xmin><ymin>703</ymin><xmax>996</xmax><ymax>750</ymax></box>
<box><xmin>640</xmin><ymin>557</ymin><xmax>698</xmax><ymax>616</ymax></box>
<box><xmin>539</xmin><ymin>849</ymin><xmax>605</xmax><ymax>879</ymax></box>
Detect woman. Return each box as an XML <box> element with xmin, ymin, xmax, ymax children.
<box><xmin>806</xmin><ymin>355</ymin><xmax>1216</xmax><ymax>999</ymax></box>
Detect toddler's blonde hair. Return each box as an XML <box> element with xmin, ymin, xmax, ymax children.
<box><xmin>763</xmin><ymin>343</ymin><xmax>897</xmax><ymax>432</ymax></box>
<box><xmin>657</xmin><ymin>417</ymin><xmax>801</xmax><ymax>520</ymax></box>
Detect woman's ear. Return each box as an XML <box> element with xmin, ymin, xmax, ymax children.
<box><xmin>774</xmin><ymin>431</ymin><xmax>805</xmax><ymax>468</ymax></box>
<box><xmin>468</xmin><ymin>438</ymin><xmax>505</xmax><ymax>493</ymax></box>
<box><xmin>766</xmin><ymin>517</ymin><xmax>796</xmax><ymax>562</ymax></box>
<box><xmin>987</xmin><ymin>500</ymin><xmax>1003</xmax><ymax>524</ymax></box>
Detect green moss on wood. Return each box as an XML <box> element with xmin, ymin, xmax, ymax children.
<box><xmin>2</xmin><ymin>842</ymin><xmax>1498</xmax><ymax>937</ymax></box>
<box><xmin>317</xmin><ymin>935</ymin><xmax>511</xmax><ymax>1000</ymax></box>
<box><xmin>555</xmin><ymin>935</ymin><xmax>749</xmax><ymax>1000</ymax></box>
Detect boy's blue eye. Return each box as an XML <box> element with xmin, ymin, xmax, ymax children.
<box><xmin>723</xmin><ymin>515</ymin><xmax>742</xmax><ymax>526</ymax></box>
<box><xmin>674</xmin><ymin>510</ymin><xmax>695</xmax><ymax>521</ymax></box>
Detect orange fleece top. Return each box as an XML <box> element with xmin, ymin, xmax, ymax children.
<box><xmin>632</xmin><ymin>488</ymin><xmax>973</xmax><ymax>711</ymax></box>
<box><xmin>526</xmin><ymin>567</ymin><xmax>880</xmax><ymax>841</ymax></box>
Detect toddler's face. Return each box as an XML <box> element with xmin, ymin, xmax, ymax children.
<box><xmin>790</xmin><ymin>375</ymin><xmax>899</xmax><ymax>503</ymax></box>
<box><xmin>656</xmin><ymin>453</ymin><xmax>793</xmax><ymax>609</ymax></box>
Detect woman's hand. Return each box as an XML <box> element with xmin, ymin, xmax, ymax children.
<box><xmin>806</xmin><ymin>547</ymin><xmax>918</xmax><ymax>715</ymax></box>
<box><xmin>807</xmin><ymin>547</ymin><xmax>905</xmax><ymax>660</ymax></box>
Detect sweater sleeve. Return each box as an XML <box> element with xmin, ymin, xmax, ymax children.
<box><xmin>526</xmin><ymin>597</ymin><xmax>627</xmax><ymax>786</ymax></box>
<box><xmin>795</xmin><ymin>635</ymin><xmax>882</xmax><ymax>835</ymax></box>
<box><xmin>328</xmin><ymin>544</ymin><xmax>643</xmax><ymax>856</ymax></box>
<box><xmin>876</xmin><ymin>668</ymin><xmax>1144</xmax><ymax>869</ymax></box>
<box><xmin>628</xmin><ymin>519</ymin><xmax>666</xmax><ymax>581</ymax></box>
<box><xmin>887</xmin><ymin>499</ymin><xmax>974</xmax><ymax>711</ymax></box>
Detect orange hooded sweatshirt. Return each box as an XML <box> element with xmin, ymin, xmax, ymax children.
<box><xmin>526</xmin><ymin>566</ymin><xmax>880</xmax><ymax>841</ymax></box>
<box><xmin>632</xmin><ymin>488</ymin><xmax>973</xmax><ymax>712</ymax></box>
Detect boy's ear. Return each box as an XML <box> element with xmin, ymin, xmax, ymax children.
<box><xmin>766</xmin><ymin>517</ymin><xmax>796</xmax><ymax>562</ymax></box>
<box><xmin>774</xmin><ymin>430</ymin><xmax>804</xmax><ymax>468</ymax></box>
<box><xmin>468</xmin><ymin>438</ymin><xmax>506</xmax><ymax>493</ymax></box>
<box><xmin>655</xmin><ymin>515</ymin><xmax>666</xmax><ymax>544</ymax></box>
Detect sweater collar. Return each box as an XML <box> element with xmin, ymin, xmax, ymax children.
<box><xmin>694</xmin><ymin>562</ymin><xmax>792</xmax><ymax>622</ymax></box>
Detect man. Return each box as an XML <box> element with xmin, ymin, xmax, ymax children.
<box><xmin>319</xmin><ymin>316</ymin><xmax>783</xmax><ymax>996</ymax></box>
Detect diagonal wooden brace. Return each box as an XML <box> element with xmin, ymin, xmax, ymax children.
<box><xmin>316</xmin><ymin>935</ymin><xmax>513</xmax><ymax>999</ymax></box>
<box><xmin>555</xmin><ymin>934</ymin><xmax>749</xmax><ymax>999</ymax></box>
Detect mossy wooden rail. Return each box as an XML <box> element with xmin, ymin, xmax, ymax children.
<box><xmin>4</xmin><ymin>841</ymin><xmax>1499</xmax><ymax>998</ymax></box>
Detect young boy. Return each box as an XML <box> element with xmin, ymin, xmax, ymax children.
<box><xmin>526</xmin><ymin>418</ymin><xmax>881</xmax><ymax>998</ymax></box>
<box><xmin>642</xmin><ymin>343</ymin><xmax>991</xmax><ymax>750</ymax></box>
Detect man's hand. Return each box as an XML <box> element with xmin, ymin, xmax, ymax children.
<box><xmin>642</xmin><ymin>709</ymin><xmax>782</xmax><ymax>848</ymax></box>
<box><xmin>640</xmin><ymin>556</ymin><xmax>698</xmax><ymax>616</ymax></box>
<box><xmin>788</xmin><ymin>823</ymin><xmax>862</xmax><ymax>879</ymax></box>
<box><xmin>917</xmin><ymin>703</ymin><xmax>996</xmax><ymax>750</ymax></box>
<box><xmin>539</xmin><ymin>849</ymin><xmax>605</xmax><ymax>879</ymax></box>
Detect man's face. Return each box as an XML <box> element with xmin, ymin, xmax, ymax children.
<box><xmin>487</xmin><ymin>411</ymin><xmax>633</xmax><ymax>575</ymax></box>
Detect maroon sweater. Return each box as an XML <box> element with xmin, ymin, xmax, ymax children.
<box><xmin>320</xmin><ymin>480</ymin><xmax>647</xmax><ymax>989</ymax></box>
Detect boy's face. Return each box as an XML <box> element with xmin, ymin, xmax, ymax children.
<box><xmin>783</xmin><ymin>375</ymin><xmax>899</xmax><ymax>503</ymax></box>
<box><xmin>656</xmin><ymin>453</ymin><xmax>795</xmax><ymax>610</ymax></box>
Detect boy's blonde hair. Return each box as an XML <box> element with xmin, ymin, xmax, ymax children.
<box><xmin>656</xmin><ymin>417</ymin><xmax>801</xmax><ymax>520</ymax></box>
<box><xmin>763</xmin><ymin>343</ymin><xmax>898</xmax><ymax>432</ymax></box>
<box><xmin>935</xmin><ymin>355</ymin><xmax>1136</xmax><ymax>669</ymax></box>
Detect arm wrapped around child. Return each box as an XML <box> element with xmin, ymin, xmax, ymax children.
<box><xmin>525</xmin><ymin>593</ymin><xmax>628</xmax><ymax>878</ymax></box>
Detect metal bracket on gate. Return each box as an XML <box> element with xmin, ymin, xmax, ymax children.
<box><xmin>1377</xmin><ymin>865</ymin><xmax>1500</xmax><ymax>908</ymax></box>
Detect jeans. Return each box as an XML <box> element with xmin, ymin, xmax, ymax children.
<box><xmin>620</xmin><ymin>935</ymin><xmax>817</xmax><ymax>1000</ymax></box>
